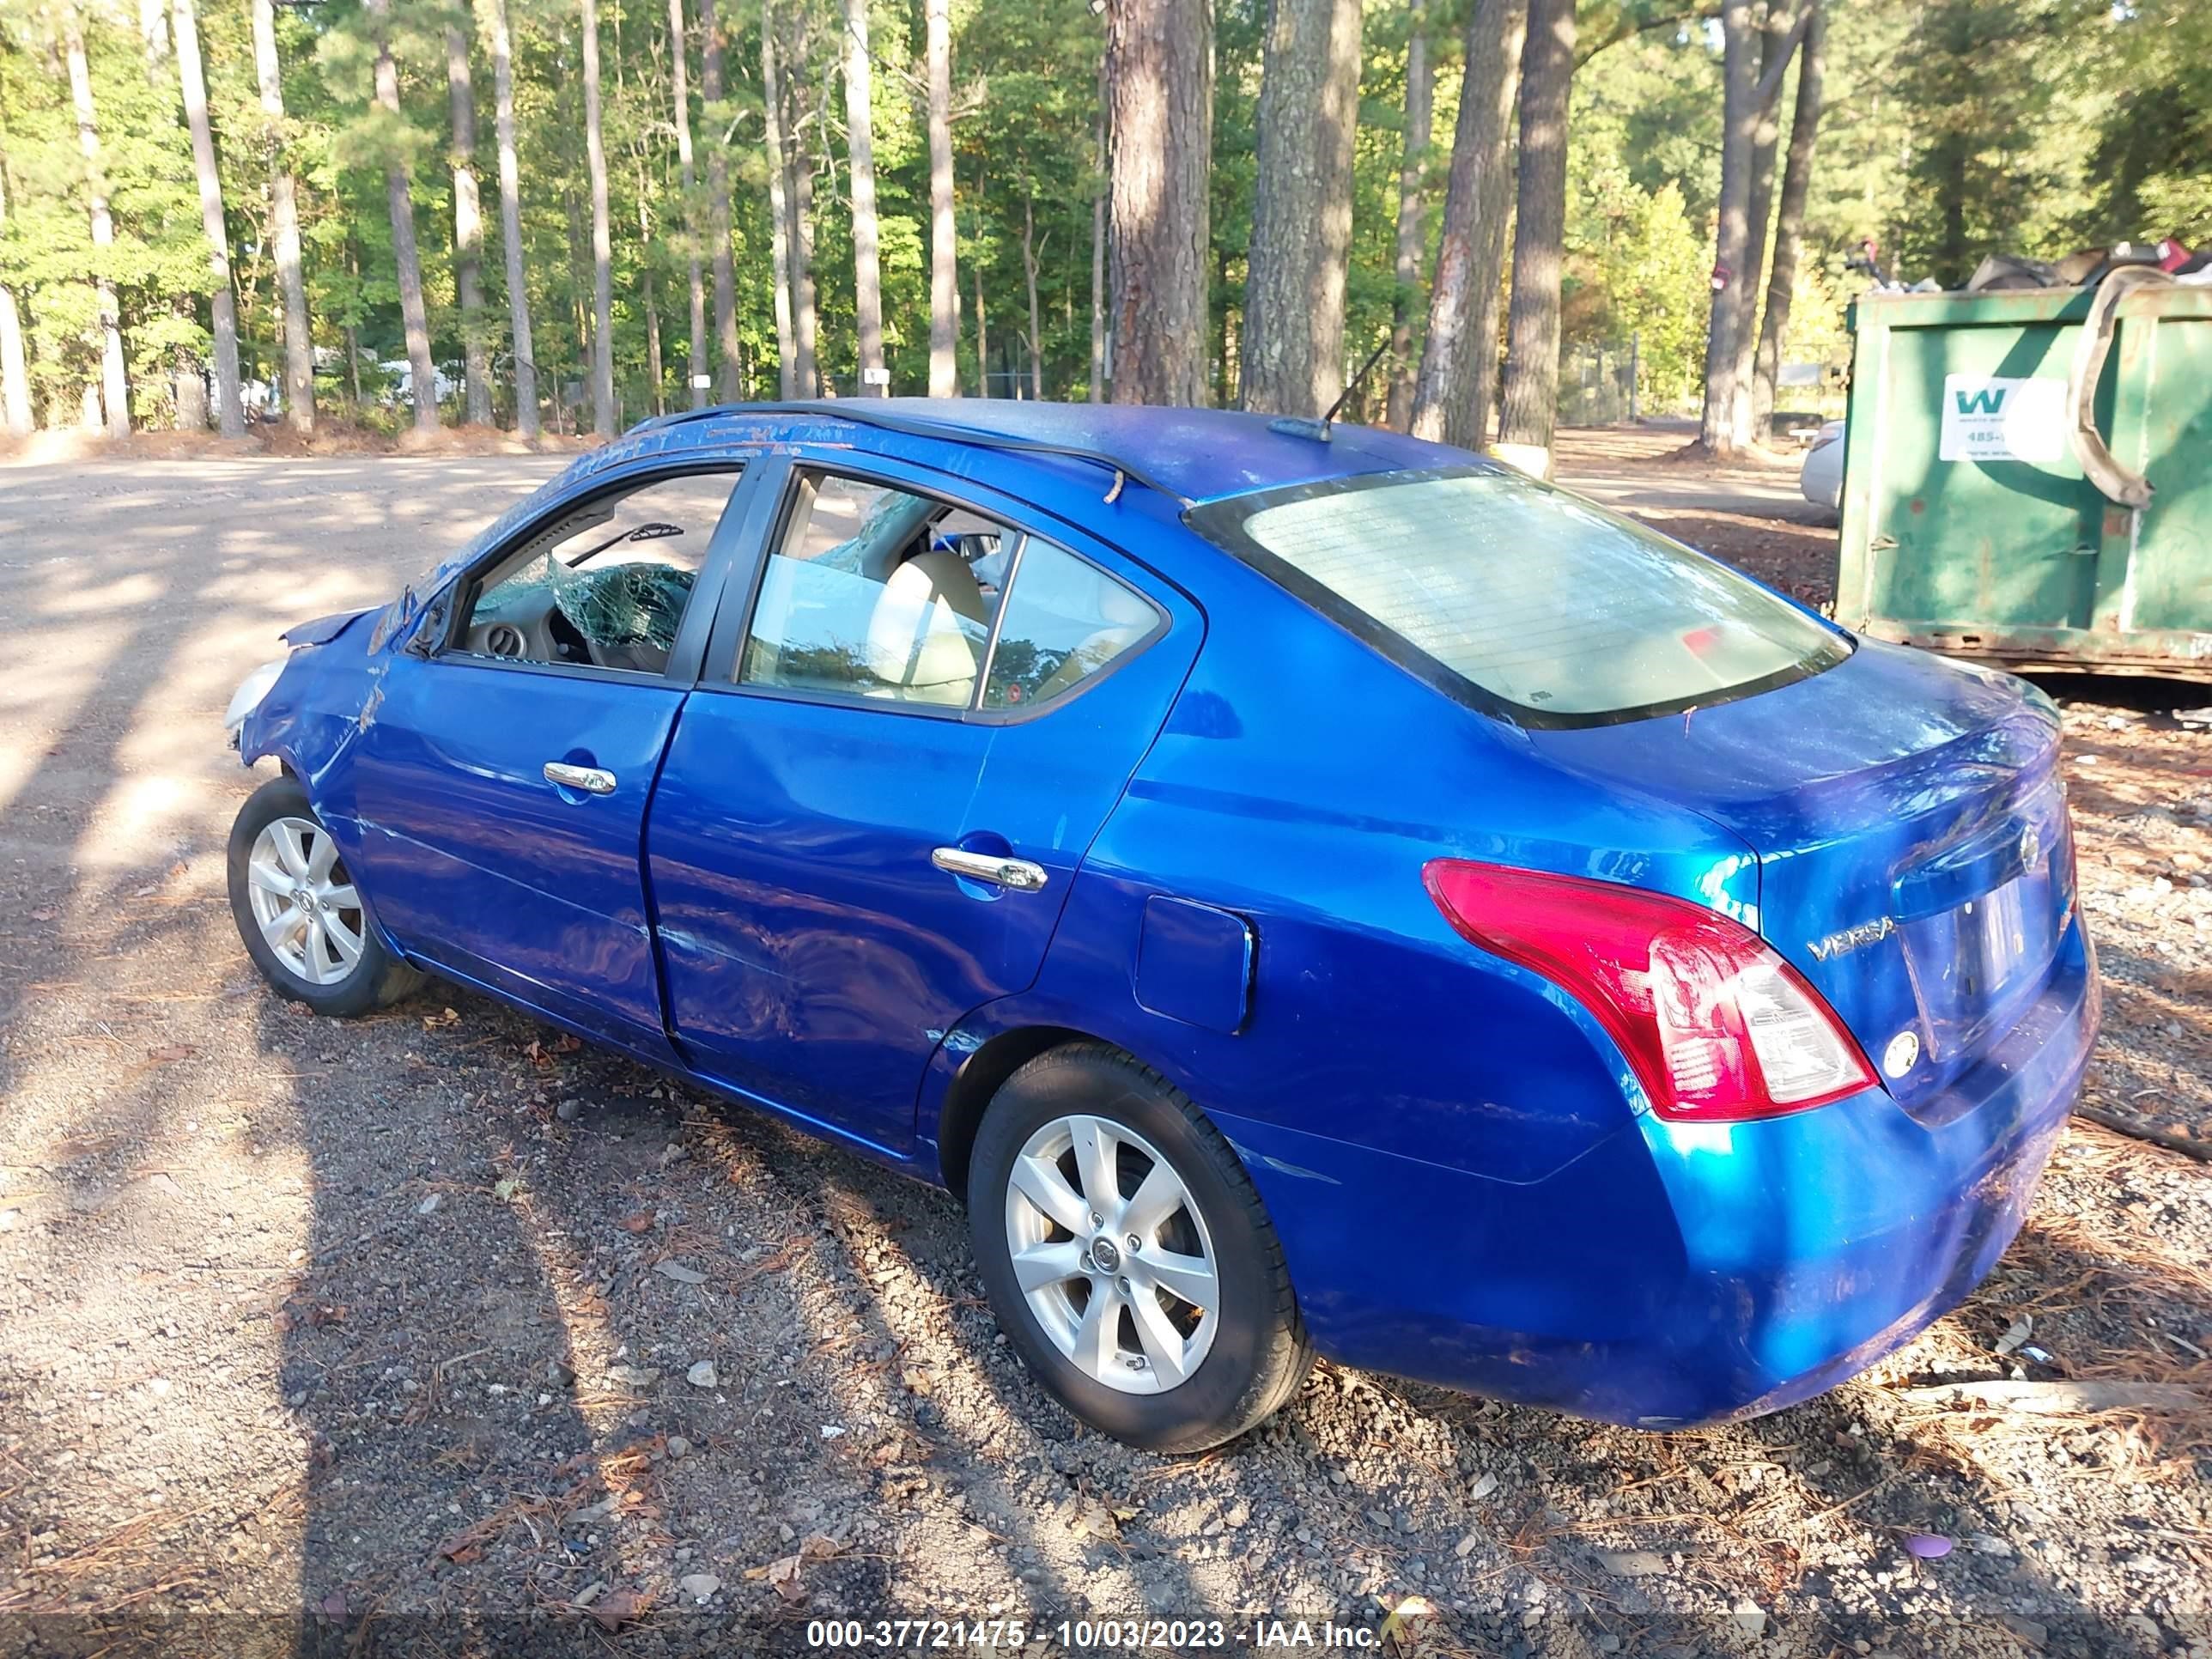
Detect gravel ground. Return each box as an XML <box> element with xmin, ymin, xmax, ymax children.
<box><xmin>2</xmin><ymin>449</ymin><xmax>2208</xmax><ymax>1659</ymax></box>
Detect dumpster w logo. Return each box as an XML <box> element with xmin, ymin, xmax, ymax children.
<box><xmin>1939</xmin><ymin>374</ymin><xmax>2066</xmax><ymax>464</ymax></box>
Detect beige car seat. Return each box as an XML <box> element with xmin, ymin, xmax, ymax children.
<box><xmin>866</xmin><ymin>550</ymin><xmax>990</xmax><ymax>705</ymax></box>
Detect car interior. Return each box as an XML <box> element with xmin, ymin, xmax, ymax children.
<box><xmin>456</xmin><ymin>471</ymin><xmax>738</xmax><ymax>675</ymax></box>
<box><xmin>741</xmin><ymin>473</ymin><xmax>1017</xmax><ymax>707</ymax></box>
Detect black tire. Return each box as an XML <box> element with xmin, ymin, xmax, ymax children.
<box><xmin>227</xmin><ymin>775</ymin><xmax>420</xmax><ymax>1018</ymax></box>
<box><xmin>969</xmin><ymin>1043</ymin><xmax>1312</xmax><ymax>1453</ymax></box>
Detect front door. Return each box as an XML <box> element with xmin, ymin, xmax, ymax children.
<box><xmin>647</xmin><ymin>455</ymin><xmax>1201</xmax><ymax>1152</ymax></box>
<box><xmin>342</xmin><ymin>461</ymin><xmax>752</xmax><ymax>1055</ymax></box>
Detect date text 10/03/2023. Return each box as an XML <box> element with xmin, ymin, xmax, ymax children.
<box><xmin>804</xmin><ymin>1619</ymin><xmax>1381</xmax><ymax>1650</ymax></box>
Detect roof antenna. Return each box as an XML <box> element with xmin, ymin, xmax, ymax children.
<box><xmin>1268</xmin><ymin>337</ymin><xmax>1393</xmax><ymax>444</ymax></box>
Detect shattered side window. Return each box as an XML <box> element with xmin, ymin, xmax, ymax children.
<box><xmin>453</xmin><ymin>469</ymin><xmax>740</xmax><ymax>676</ymax></box>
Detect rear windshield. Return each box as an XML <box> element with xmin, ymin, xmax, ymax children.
<box><xmin>1189</xmin><ymin>465</ymin><xmax>1848</xmax><ymax>726</ymax></box>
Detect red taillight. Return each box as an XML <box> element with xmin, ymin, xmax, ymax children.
<box><xmin>1423</xmin><ymin>860</ymin><xmax>1876</xmax><ymax>1122</ymax></box>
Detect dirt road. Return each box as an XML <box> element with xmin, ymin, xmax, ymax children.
<box><xmin>2</xmin><ymin>452</ymin><xmax>2209</xmax><ymax>1658</ymax></box>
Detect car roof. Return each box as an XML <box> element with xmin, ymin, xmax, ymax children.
<box><xmin>643</xmin><ymin>398</ymin><xmax>1474</xmax><ymax>507</ymax></box>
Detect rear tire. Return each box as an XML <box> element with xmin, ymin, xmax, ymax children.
<box><xmin>228</xmin><ymin>775</ymin><xmax>420</xmax><ymax>1018</ymax></box>
<box><xmin>969</xmin><ymin>1043</ymin><xmax>1312</xmax><ymax>1452</ymax></box>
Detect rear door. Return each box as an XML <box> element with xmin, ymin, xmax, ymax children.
<box><xmin>646</xmin><ymin>453</ymin><xmax>1202</xmax><ymax>1152</ymax></box>
<box><xmin>343</xmin><ymin>460</ymin><xmax>754</xmax><ymax>1057</ymax></box>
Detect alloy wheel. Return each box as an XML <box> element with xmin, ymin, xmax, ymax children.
<box><xmin>244</xmin><ymin>815</ymin><xmax>365</xmax><ymax>987</ymax></box>
<box><xmin>1002</xmin><ymin>1114</ymin><xmax>1220</xmax><ymax>1395</ymax></box>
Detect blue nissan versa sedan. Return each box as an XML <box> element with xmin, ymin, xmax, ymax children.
<box><xmin>223</xmin><ymin>401</ymin><xmax>2099</xmax><ymax>1452</ymax></box>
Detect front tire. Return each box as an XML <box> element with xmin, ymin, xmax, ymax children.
<box><xmin>227</xmin><ymin>775</ymin><xmax>419</xmax><ymax>1018</ymax></box>
<box><xmin>969</xmin><ymin>1044</ymin><xmax>1312</xmax><ymax>1453</ymax></box>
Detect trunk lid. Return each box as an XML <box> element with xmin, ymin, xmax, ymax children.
<box><xmin>1525</xmin><ymin>639</ymin><xmax>2074</xmax><ymax>1111</ymax></box>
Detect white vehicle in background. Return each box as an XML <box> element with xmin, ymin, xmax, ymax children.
<box><xmin>1801</xmin><ymin>420</ymin><xmax>1845</xmax><ymax>519</ymax></box>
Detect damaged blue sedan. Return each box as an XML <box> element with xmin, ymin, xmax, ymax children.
<box><xmin>225</xmin><ymin>402</ymin><xmax>2098</xmax><ymax>1451</ymax></box>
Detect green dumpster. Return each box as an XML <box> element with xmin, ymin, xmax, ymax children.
<box><xmin>1834</xmin><ymin>278</ymin><xmax>2212</xmax><ymax>680</ymax></box>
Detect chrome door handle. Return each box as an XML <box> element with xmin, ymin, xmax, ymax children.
<box><xmin>544</xmin><ymin>761</ymin><xmax>617</xmax><ymax>796</ymax></box>
<box><xmin>932</xmin><ymin>847</ymin><xmax>1048</xmax><ymax>892</ymax></box>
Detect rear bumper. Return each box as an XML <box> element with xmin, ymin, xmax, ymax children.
<box><xmin>1225</xmin><ymin>920</ymin><xmax>2099</xmax><ymax>1428</ymax></box>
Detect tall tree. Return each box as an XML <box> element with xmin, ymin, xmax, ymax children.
<box><xmin>447</xmin><ymin>24</ymin><xmax>493</xmax><ymax>424</ymax></box>
<box><xmin>924</xmin><ymin>0</ymin><xmax>957</xmax><ymax>398</ymax></box>
<box><xmin>581</xmin><ymin>0</ymin><xmax>616</xmax><ymax>434</ymax></box>
<box><xmin>1088</xmin><ymin>49</ymin><xmax>1108</xmax><ymax>403</ymax></box>
<box><xmin>842</xmin><ymin>0</ymin><xmax>886</xmax><ymax>394</ymax></box>
<box><xmin>789</xmin><ymin>52</ymin><xmax>820</xmax><ymax>394</ymax></box>
<box><xmin>761</xmin><ymin>0</ymin><xmax>798</xmax><ymax>397</ymax></box>
<box><xmin>1384</xmin><ymin>0</ymin><xmax>1433</xmax><ymax>430</ymax></box>
<box><xmin>668</xmin><ymin>0</ymin><xmax>708</xmax><ymax>407</ymax></box>
<box><xmin>1493</xmin><ymin>0</ymin><xmax>1576</xmax><ymax>473</ymax></box>
<box><xmin>1106</xmin><ymin>0</ymin><xmax>1213</xmax><ymax>406</ymax></box>
<box><xmin>1751</xmin><ymin>0</ymin><xmax>1823</xmax><ymax>436</ymax></box>
<box><xmin>1694</xmin><ymin>0</ymin><xmax>1808</xmax><ymax>454</ymax></box>
<box><xmin>366</xmin><ymin>0</ymin><xmax>441</xmax><ymax>432</ymax></box>
<box><xmin>483</xmin><ymin>0</ymin><xmax>538</xmax><ymax>436</ymax></box>
<box><xmin>1726</xmin><ymin>0</ymin><xmax>1792</xmax><ymax>446</ymax></box>
<box><xmin>698</xmin><ymin>0</ymin><xmax>740</xmax><ymax>396</ymax></box>
<box><xmin>63</xmin><ymin>9</ymin><xmax>131</xmax><ymax>437</ymax></box>
<box><xmin>171</xmin><ymin>0</ymin><xmax>243</xmax><ymax>435</ymax></box>
<box><xmin>1408</xmin><ymin>0</ymin><xmax>1526</xmax><ymax>447</ymax></box>
<box><xmin>0</xmin><ymin>152</ymin><xmax>31</xmax><ymax>438</ymax></box>
<box><xmin>250</xmin><ymin>0</ymin><xmax>313</xmax><ymax>433</ymax></box>
<box><xmin>1242</xmin><ymin>0</ymin><xmax>1364</xmax><ymax>416</ymax></box>
<box><xmin>1021</xmin><ymin>191</ymin><xmax>1044</xmax><ymax>398</ymax></box>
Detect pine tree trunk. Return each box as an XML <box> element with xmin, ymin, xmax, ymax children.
<box><xmin>483</xmin><ymin>0</ymin><xmax>538</xmax><ymax>435</ymax></box>
<box><xmin>0</xmin><ymin>154</ymin><xmax>32</xmax><ymax>437</ymax></box>
<box><xmin>698</xmin><ymin>0</ymin><xmax>740</xmax><ymax>397</ymax></box>
<box><xmin>1726</xmin><ymin>0</ymin><xmax>1791</xmax><ymax>448</ymax></box>
<box><xmin>643</xmin><ymin>248</ymin><xmax>665</xmax><ymax>413</ymax></box>
<box><xmin>842</xmin><ymin>0</ymin><xmax>886</xmax><ymax>395</ymax></box>
<box><xmin>972</xmin><ymin>229</ymin><xmax>988</xmax><ymax>396</ymax></box>
<box><xmin>1752</xmin><ymin>1</ymin><xmax>1822</xmax><ymax>435</ymax></box>
<box><xmin>790</xmin><ymin>64</ymin><xmax>820</xmax><ymax>394</ymax></box>
<box><xmin>251</xmin><ymin>0</ymin><xmax>313</xmax><ymax>434</ymax></box>
<box><xmin>667</xmin><ymin>0</ymin><xmax>708</xmax><ymax>407</ymax></box>
<box><xmin>1696</xmin><ymin>0</ymin><xmax>1807</xmax><ymax>454</ymax></box>
<box><xmin>1384</xmin><ymin>0</ymin><xmax>1433</xmax><ymax>430</ymax></box>
<box><xmin>1023</xmin><ymin>193</ymin><xmax>1045</xmax><ymax>400</ymax></box>
<box><xmin>1088</xmin><ymin>51</ymin><xmax>1107</xmax><ymax>403</ymax></box>
<box><xmin>446</xmin><ymin>26</ymin><xmax>494</xmax><ymax>425</ymax></box>
<box><xmin>1241</xmin><ymin>0</ymin><xmax>1363</xmax><ymax>416</ymax></box>
<box><xmin>1106</xmin><ymin>0</ymin><xmax>1212</xmax><ymax>407</ymax></box>
<box><xmin>172</xmin><ymin>0</ymin><xmax>244</xmax><ymax>436</ymax></box>
<box><xmin>581</xmin><ymin>0</ymin><xmax>617</xmax><ymax>435</ymax></box>
<box><xmin>925</xmin><ymin>0</ymin><xmax>957</xmax><ymax>398</ymax></box>
<box><xmin>1697</xmin><ymin>0</ymin><xmax>1754</xmax><ymax>452</ymax></box>
<box><xmin>1408</xmin><ymin>0</ymin><xmax>1525</xmax><ymax>447</ymax></box>
<box><xmin>761</xmin><ymin>0</ymin><xmax>798</xmax><ymax>397</ymax></box>
<box><xmin>1492</xmin><ymin>0</ymin><xmax>1574</xmax><ymax>474</ymax></box>
<box><xmin>64</xmin><ymin>15</ymin><xmax>131</xmax><ymax>438</ymax></box>
<box><xmin>366</xmin><ymin>0</ymin><xmax>441</xmax><ymax>432</ymax></box>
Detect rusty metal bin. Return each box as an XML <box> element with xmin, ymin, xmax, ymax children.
<box><xmin>1834</xmin><ymin>280</ymin><xmax>2212</xmax><ymax>679</ymax></box>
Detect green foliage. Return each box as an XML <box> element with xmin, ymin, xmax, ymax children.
<box><xmin>0</xmin><ymin>0</ymin><xmax>2198</xmax><ymax>431</ymax></box>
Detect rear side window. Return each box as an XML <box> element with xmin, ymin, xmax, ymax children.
<box><xmin>1192</xmin><ymin>466</ymin><xmax>1848</xmax><ymax>726</ymax></box>
<box><xmin>983</xmin><ymin>540</ymin><xmax>1158</xmax><ymax>709</ymax></box>
<box><xmin>738</xmin><ymin>466</ymin><xmax>1157</xmax><ymax>715</ymax></box>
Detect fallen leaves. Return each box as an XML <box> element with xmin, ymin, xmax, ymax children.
<box><xmin>587</xmin><ymin>1585</ymin><xmax>647</xmax><ymax>1630</ymax></box>
<box><xmin>746</xmin><ymin>1534</ymin><xmax>838</xmax><ymax>1604</ymax></box>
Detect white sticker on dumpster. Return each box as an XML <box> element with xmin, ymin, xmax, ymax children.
<box><xmin>1939</xmin><ymin>374</ymin><xmax>2068</xmax><ymax>464</ymax></box>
